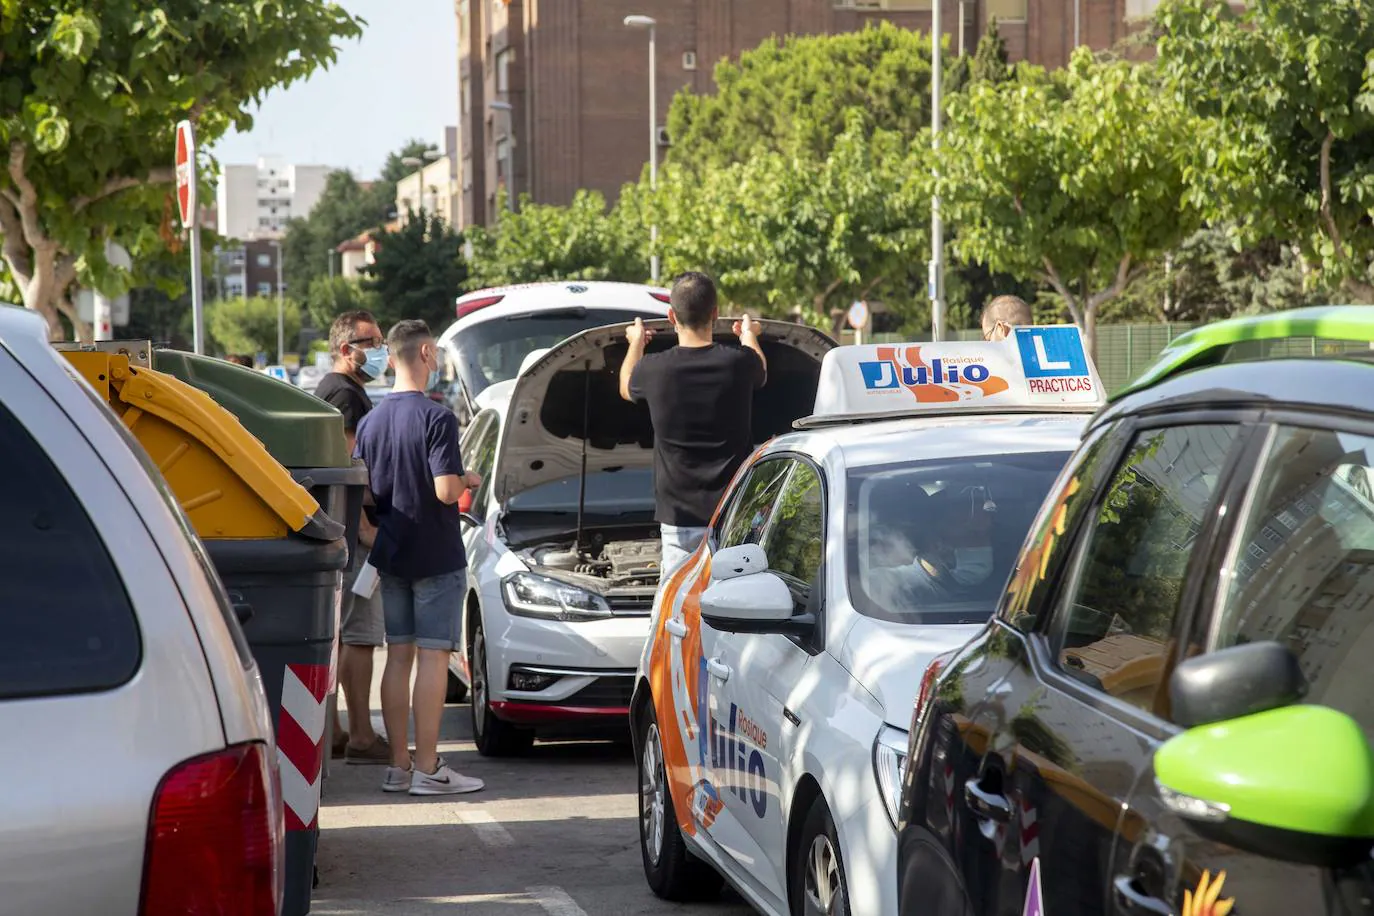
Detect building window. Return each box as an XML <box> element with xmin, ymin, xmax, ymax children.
<box><xmin>462</xmin><ymin>77</ymin><xmax>471</xmax><ymax>115</ymax></box>
<box><xmin>256</xmin><ymin>282</ymin><xmax>273</xmax><ymax>296</ymax></box>
<box><xmin>986</xmin><ymin>0</ymin><xmax>1028</xmax><ymax>20</ymax></box>
<box><xmin>256</xmin><ymin>253</ymin><xmax>272</xmax><ymax>268</ymax></box>
<box><xmin>495</xmin><ymin>138</ymin><xmax>510</xmax><ymax>179</ymax></box>
<box><xmin>1125</xmin><ymin>0</ymin><xmax>1160</xmax><ymax>16</ymax></box>
<box><xmin>496</xmin><ymin>49</ymin><xmax>514</xmax><ymax>93</ymax></box>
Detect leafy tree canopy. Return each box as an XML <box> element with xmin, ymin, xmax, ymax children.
<box><xmin>305</xmin><ymin>275</ymin><xmax>381</xmax><ymax>332</ymax></box>
<box><xmin>934</xmin><ymin>49</ymin><xmax>1200</xmax><ymax>353</ymax></box>
<box><xmin>665</xmin><ymin>21</ymin><xmax>955</xmax><ymax>171</ymax></box>
<box><xmin>465</xmin><ymin>189</ymin><xmax>646</xmax><ymax>290</ymax></box>
<box><xmin>207</xmin><ymin>294</ymin><xmax>302</xmax><ymax>358</ymax></box>
<box><xmin>1155</xmin><ymin>0</ymin><xmax>1374</xmax><ymax>300</ymax></box>
<box><xmin>361</xmin><ymin>210</ymin><xmax>466</xmax><ymax>332</ymax></box>
<box><xmin>0</xmin><ymin>0</ymin><xmax>363</xmax><ymax>336</ymax></box>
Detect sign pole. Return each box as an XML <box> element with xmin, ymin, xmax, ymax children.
<box><xmin>176</xmin><ymin>120</ymin><xmax>205</xmax><ymax>354</ymax></box>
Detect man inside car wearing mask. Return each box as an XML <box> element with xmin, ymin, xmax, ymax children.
<box><xmin>316</xmin><ymin>309</ymin><xmax>392</xmax><ymax>764</ymax></box>
<box><xmin>870</xmin><ymin>487</ymin><xmax>997</xmax><ymax>605</ymax></box>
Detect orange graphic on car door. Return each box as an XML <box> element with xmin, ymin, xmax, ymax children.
<box><xmin>1183</xmin><ymin>870</ymin><xmax>1234</xmax><ymax>916</ymax></box>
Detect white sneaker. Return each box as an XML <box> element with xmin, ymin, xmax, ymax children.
<box><xmin>410</xmin><ymin>758</ymin><xmax>485</xmax><ymax>796</ymax></box>
<box><xmin>382</xmin><ymin>765</ymin><xmax>412</xmax><ymax>793</ymax></box>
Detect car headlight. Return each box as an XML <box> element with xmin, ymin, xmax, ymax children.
<box><xmin>873</xmin><ymin>726</ymin><xmax>910</xmax><ymax>830</ymax></box>
<box><xmin>502</xmin><ymin>571</ymin><xmax>612</xmax><ymax>623</ymax></box>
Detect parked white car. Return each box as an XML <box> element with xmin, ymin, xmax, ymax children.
<box><xmin>633</xmin><ymin>327</ymin><xmax>1104</xmax><ymax>916</ymax></box>
<box><xmin>438</xmin><ymin>281</ymin><xmax>672</xmax><ymax>426</ymax></box>
<box><xmin>0</xmin><ymin>306</ymin><xmax>282</xmax><ymax>915</ymax></box>
<box><xmin>447</xmin><ymin>316</ymin><xmax>835</xmax><ymax>755</ymax></box>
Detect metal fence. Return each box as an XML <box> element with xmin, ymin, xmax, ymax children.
<box><xmin>848</xmin><ymin>322</ymin><xmax>1373</xmax><ymax>395</ymax></box>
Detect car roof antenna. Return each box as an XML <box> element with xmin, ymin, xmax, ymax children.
<box><xmin>575</xmin><ymin>358</ymin><xmax>591</xmax><ymax>555</ymax></box>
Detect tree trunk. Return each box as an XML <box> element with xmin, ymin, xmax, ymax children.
<box><xmin>55</xmin><ymin>289</ymin><xmax>90</xmax><ymax>343</ymax></box>
<box><xmin>1081</xmin><ymin>306</ymin><xmax>1098</xmax><ymax>362</ymax></box>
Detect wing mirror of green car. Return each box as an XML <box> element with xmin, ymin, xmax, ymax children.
<box><xmin>1154</xmin><ymin>642</ymin><xmax>1374</xmax><ymax>868</ymax></box>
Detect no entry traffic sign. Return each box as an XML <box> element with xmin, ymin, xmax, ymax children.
<box><xmin>175</xmin><ymin>120</ymin><xmax>197</xmax><ymax>229</ymax></box>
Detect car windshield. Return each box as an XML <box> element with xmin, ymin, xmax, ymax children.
<box><xmin>847</xmin><ymin>450</ymin><xmax>1070</xmax><ymax>625</ymax></box>
<box><xmin>453</xmin><ymin>307</ymin><xmax>664</xmax><ymax>397</ymax></box>
<box><xmin>506</xmin><ymin>467</ymin><xmax>656</xmax><ymax>518</ymax></box>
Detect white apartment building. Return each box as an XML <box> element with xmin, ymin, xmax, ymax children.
<box><xmin>395</xmin><ymin>127</ymin><xmax>460</xmax><ymax>227</ymax></box>
<box><xmin>215</xmin><ymin>156</ymin><xmax>332</xmax><ymax>241</ymax></box>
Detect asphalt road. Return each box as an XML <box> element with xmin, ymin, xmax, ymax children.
<box><xmin>313</xmin><ymin>682</ymin><xmax>755</xmax><ymax>916</ymax></box>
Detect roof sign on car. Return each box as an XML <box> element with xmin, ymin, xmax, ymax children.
<box><xmin>798</xmin><ymin>324</ymin><xmax>1105</xmax><ymax>428</ymax></box>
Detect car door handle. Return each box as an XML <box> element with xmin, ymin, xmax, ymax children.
<box><xmin>1112</xmin><ymin>875</ymin><xmax>1173</xmax><ymax>916</ymax></box>
<box><xmin>665</xmin><ymin>618</ymin><xmax>688</xmax><ymax>638</ymax></box>
<box><xmin>963</xmin><ymin>778</ymin><xmax>1012</xmax><ymax>823</ymax></box>
<box><xmin>707</xmin><ymin>657</ymin><xmax>731</xmax><ymax>682</ymax></box>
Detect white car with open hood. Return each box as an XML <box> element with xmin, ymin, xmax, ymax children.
<box><xmin>447</xmin><ymin>317</ymin><xmax>836</xmax><ymax>756</ymax></box>
<box><xmin>631</xmin><ymin>326</ymin><xmax>1105</xmax><ymax>916</ymax></box>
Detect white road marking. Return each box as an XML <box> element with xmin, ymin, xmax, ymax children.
<box><xmin>460</xmin><ymin>808</ymin><xmax>516</xmax><ymax>848</ymax></box>
<box><xmin>527</xmin><ymin>886</ymin><xmax>589</xmax><ymax>916</ymax></box>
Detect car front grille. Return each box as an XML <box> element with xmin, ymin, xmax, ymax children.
<box><xmin>607</xmin><ymin>592</ymin><xmax>655</xmax><ymax>617</ymax></box>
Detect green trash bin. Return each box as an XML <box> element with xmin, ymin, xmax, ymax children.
<box><xmin>152</xmin><ymin>350</ymin><xmax>366</xmax><ymax>916</ymax></box>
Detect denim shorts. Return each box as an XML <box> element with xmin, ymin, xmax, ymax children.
<box><xmin>379</xmin><ymin>569</ymin><xmax>466</xmax><ymax>651</ymax></box>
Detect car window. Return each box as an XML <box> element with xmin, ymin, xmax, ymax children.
<box><xmin>1051</xmin><ymin>424</ymin><xmax>1238</xmax><ymax>712</ymax></box>
<box><xmin>1214</xmin><ymin>426</ymin><xmax>1374</xmax><ymax>741</ymax></box>
<box><xmin>759</xmin><ymin>461</ymin><xmax>824</xmax><ymax>591</ymax></box>
<box><xmin>715</xmin><ymin>458</ymin><xmax>793</xmax><ymax>550</ymax></box>
<box><xmin>461</xmin><ymin>411</ymin><xmax>498</xmax><ymax>516</ymax></box>
<box><xmin>0</xmin><ymin>398</ymin><xmax>142</xmax><ymax>699</ymax></box>
<box><xmin>852</xmin><ymin>450</ymin><xmax>1070</xmax><ymax>625</ymax></box>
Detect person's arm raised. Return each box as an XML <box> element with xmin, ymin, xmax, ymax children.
<box><xmin>733</xmin><ymin>313</ymin><xmax>767</xmax><ymax>384</ymax></box>
<box><xmin>619</xmin><ymin>317</ymin><xmax>654</xmax><ymax>402</ymax></box>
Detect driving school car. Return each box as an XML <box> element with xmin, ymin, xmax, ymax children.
<box><xmin>632</xmin><ymin>327</ymin><xmax>1105</xmax><ymax>916</ymax></box>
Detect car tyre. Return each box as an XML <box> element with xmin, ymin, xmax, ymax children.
<box><xmin>469</xmin><ymin>620</ymin><xmax>533</xmax><ymax>757</ymax></box>
<box><xmin>791</xmin><ymin>797</ymin><xmax>851</xmax><ymax>916</ymax></box>
<box><xmin>446</xmin><ymin>669</ymin><xmax>468</xmax><ymax>704</ymax></box>
<box><xmin>638</xmin><ymin>703</ymin><xmax>724</xmax><ymax>901</ymax></box>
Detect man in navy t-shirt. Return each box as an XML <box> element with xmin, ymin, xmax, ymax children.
<box><xmin>354</xmin><ymin>319</ymin><xmax>484</xmax><ymax>796</ymax></box>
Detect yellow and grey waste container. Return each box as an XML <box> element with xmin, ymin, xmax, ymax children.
<box><xmin>61</xmin><ymin>343</ymin><xmax>350</xmax><ymax>916</ymax></box>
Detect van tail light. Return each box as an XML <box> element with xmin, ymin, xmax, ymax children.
<box><xmin>913</xmin><ymin>654</ymin><xmax>950</xmax><ymax>734</ymax></box>
<box><xmin>648</xmin><ymin>291</ymin><xmax>671</xmax><ymax>304</ymax></box>
<box><xmin>456</xmin><ymin>294</ymin><xmax>505</xmax><ymax>319</ymax></box>
<box><xmin>141</xmin><ymin>742</ymin><xmax>283</xmax><ymax>916</ymax></box>
<box><xmin>458</xmin><ymin>488</ymin><xmax>473</xmax><ymax>513</ymax></box>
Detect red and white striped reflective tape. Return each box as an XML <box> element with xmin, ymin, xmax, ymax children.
<box><xmin>277</xmin><ymin>662</ymin><xmax>332</xmax><ymax>831</ymax></box>
<box><xmin>1018</xmin><ymin>795</ymin><xmax>1040</xmax><ymax>865</ymax></box>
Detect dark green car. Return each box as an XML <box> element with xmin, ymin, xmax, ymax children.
<box><xmin>898</xmin><ymin>307</ymin><xmax>1374</xmax><ymax>916</ymax></box>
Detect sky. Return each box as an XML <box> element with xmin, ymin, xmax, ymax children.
<box><xmin>211</xmin><ymin>0</ymin><xmax>458</xmax><ymax>179</ymax></box>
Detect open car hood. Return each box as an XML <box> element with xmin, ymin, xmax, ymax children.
<box><xmin>493</xmin><ymin>318</ymin><xmax>835</xmax><ymax>504</ymax></box>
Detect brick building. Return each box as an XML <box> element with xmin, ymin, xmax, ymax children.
<box><xmin>454</xmin><ymin>0</ymin><xmax>1163</xmax><ymax>229</ymax></box>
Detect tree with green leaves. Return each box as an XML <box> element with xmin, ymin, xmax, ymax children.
<box><xmin>362</xmin><ymin>210</ymin><xmax>466</xmax><ymax>331</ymax></box>
<box><xmin>207</xmin><ymin>294</ymin><xmax>302</xmax><ymax>359</ymax></box>
<box><xmin>934</xmin><ymin>49</ymin><xmax>1200</xmax><ymax>354</ymax></box>
<box><xmin>281</xmin><ymin>139</ymin><xmax>433</xmax><ymax>299</ymax></box>
<box><xmin>1155</xmin><ymin>0</ymin><xmax>1374</xmax><ymax>300</ymax></box>
<box><xmin>654</xmin><ymin>111</ymin><xmax>928</xmax><ymax>334</ymax></box>
<box><xmin>305</xmin><ymin>275</ymin><xmax>380</xmax><ymax>331</ymax></box>
<box><xmin>0</xmin><ymin>1</ymin><xmax>362</xmax><ymax>337</ymax></box>
<box><xmin>666</xmin><ymin>22</ymin><xmax>955</xmax><ymax>172</ymax></box>
<box><xmin>970</xmin><ymin>18</ymin><xmax>1011</xmax><ymax>84</ymax></box>
<box><xmin>465</xmin><ymin>189</ymin><xmax>645</xmax><ymax>290</ymax></box>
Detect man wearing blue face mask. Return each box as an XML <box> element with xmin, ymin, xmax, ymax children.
<box><xmin>316</xmin><ymin>309</ymin><xmax>393</xmax><ymax>764</ymax></box>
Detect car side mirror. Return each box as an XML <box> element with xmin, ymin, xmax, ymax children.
<box><xmin>709</xmin><ymin>544</ymin><xmax>768</xmax><ymax>582</ymax></box>
<box><xmin>1154</xmin><ymin>703</ymin><xmax>1374</xmax><ymax>868</ymax></box>
<box><xmin>1170</xmin><ymin>640</ymin><xmax>1306</xmax><ymax>728</ymax></box>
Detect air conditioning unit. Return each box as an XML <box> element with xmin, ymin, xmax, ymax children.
<box><xmin>683</xmin><ymin>50</ymin><xmax>698</xmax><ymax>71</ymax></box>
<box><xmin>656</xmin><ymin>126</ymin><xmax>671</xmax><ymax>147</ymax></box>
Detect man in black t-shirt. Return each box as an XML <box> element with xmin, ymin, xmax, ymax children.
<box><xmin>315</xmin><ymin>309</ymin><xmax>392</xmax><ymax>765</ymax></box>
<box><xmin>620</xmin><ymin>272</ymin><xmax>766</xmax><ymax>574</ymax></box>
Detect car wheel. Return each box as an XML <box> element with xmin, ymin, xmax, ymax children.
<box><xmin>638</xmin><ymin>704</ymin><xmax>724</xmax><ymax>901</ymax></box>
<box><xmin>792</xmin><ymin>797</ymin><xmax>851</xmax><ymax>916</ymax></box>
<box><xmin>446</xmin><ymin>669</ymin><xmax>468</xmax><ymax>704</ymax></box>
<box><xmin>469</xmin><ymin>621</ymin><xmax>533</xmax><ymax>757</ymax></box>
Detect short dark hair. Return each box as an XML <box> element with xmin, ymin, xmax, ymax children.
<box><xmin>980</xmin><ymin>295</ymin><xmax>1032</xmax><ymax>334</ymax></box>
<box><xmin>669</xmin><ymin>271</ymin><xmax>718</xmax><ymax>331</ymax></box>
<box><xmin>329</xmin><ymin>309</ymin><xmax>377</xmax><ymax>356</ymax></box>
<box><xmin>387</xmin><ymin>319</ymin><xmax>433</xmax><ymax>364</ymax></box>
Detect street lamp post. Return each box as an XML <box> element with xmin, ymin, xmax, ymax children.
<box><xmin>271</xmin><ymin>240</ymin><xmax>285</xmax><ymax>365</ymax></box>
<box><xmin>929</xmin><ymin>0</ymin><xmax>947</xmax><ymax>341</ymax></box>
<box><xmin>489</xmin><ymin>101</ymin><xmax>516</xmax><ymax>212</ymax></box>
<box><xmin>624</xmin><ymin>14</ymin><xmax>659</xmax><ymax>283</ymax></box>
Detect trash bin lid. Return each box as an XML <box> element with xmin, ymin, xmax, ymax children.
<box><xmin>153</xmin><ymin>350</ymin><xmax>352</xmax><ymax>469</ymax></box>
<box><xmin>65</xmin><ymin>350</ymin><xmax>338</xmax><ymax>541</ymax></box>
